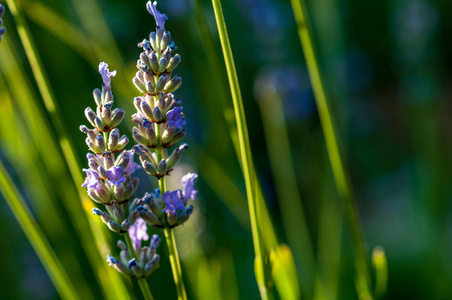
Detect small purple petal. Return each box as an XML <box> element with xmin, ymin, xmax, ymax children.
<box><xmin>98</xmin><ymin>62</ymin><xmax>116</xmax><ymax>91</ymax></box>
<box><xmin>162</xmin><ymin>191</ymin><xmax>185</xmax><ymax>214</ymax></box>
<box><xmin>106</xmin><ymin>166</ymin><xmax>127</xmax><ymax>186</ymax></box>
<box><xmin>146</xmin><ymin>1</ymin><xmax>168</xmax><ymax>31</ymax></box>
<box><xmin>82</xmin><ymin>169</ymin><xmax>102</xmax><ymax>190</ymax></box>
<box><xmin>166</xmin><ymin>107</ymin><xmax>186</xmax><ymax>129</ymax></box>
<box><xmin>181</xmin><ymin>173</ymin><xmax>198</xmax><ymax>201</ymax></box>
<box><xmin>129</xmin><ymin>218</ymin><xmax>149</xmax><ymax>250</ymax></box>
<box><xmin>138</xmin><ymin>39</ymin><xmax>152</xmax><ymax>52</ymax></box>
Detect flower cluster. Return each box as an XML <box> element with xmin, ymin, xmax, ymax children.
<box><xmin>81</xmin><ymin>62</ymin><xmax>161</xmax><ymax>279</ymax></box>
<box><xmin>139</xmin><ymin>173</ymin><xmax>198</xmax><ymax>228</ymax></box>
<box><xmin>131</xmin><ymin>1</ymin><xmax>186</xmax><ymax>179</ymax></box>
<box><xmin>81</xmin><ymin>63</ymin><xmax>142</xmax><ymax>234</ymax></box>
<box><xmin>0</xmin><ymin>4</ymin><xmax>6</xmax><ymax>42</ymax></box>
<box><xmin>131</xmin><ymin>1</ymin><xmax>198</xmax><ymax>228</ymax></box>
<box><xmin>107</xmin><ymin>218</ymin><xmax>160</xmax><ymax>278</ymax></box>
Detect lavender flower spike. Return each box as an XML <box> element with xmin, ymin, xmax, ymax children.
<box><xmin>147</xmin><ymin>1</ymin><xmax>167</xmax><ymax>31</ymax></box>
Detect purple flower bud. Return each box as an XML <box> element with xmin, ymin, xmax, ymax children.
<box><xmin>106</xmin><ymin>166</ymin><xmax>127</xmax><ymax>186</ymax></box>
<box><xmin>146</xmin><ymin>1</ymin><xmax>168</xmax><ymax>31</ymax></box>
<box><xmin>92</xmin><ymin>208</ymin><xmax>104</xmax><ymax>216</ymax></box>
<box><xmin>123</xmin><ymin>151</ymin><xmax>141</xmax><ymax>175</ymax></box>
<box><xmin>162</xmin><ymin>190</ymin><xmax>185</xmax><ymax>214</ymax></box>
<box><xmin>98</xmin><ymin>62</ymin><xmax>117</xmax><ymax>92</ymax></box>
<box><xmin>107</xmin><ymin>255</ymin><xmax>119</xmax><ymax>266</ymax></box>
<box><xmin>138</xmin><ymin>39</ymin><xmax>152</xmax><ymax>53</ymax></box>
<box><xmin>82</xmin><ymin>169</ymin><xmax>102</xmax><ymax>191</ymax></box>
<box><xmin>128</xmin><ymin>258</ymin><xmax>138</xmax><ymax>268</ymax></box>
<box><xmin>166</xmin><ymin>107</ymin><xmax>186</xmax><ymax>129</ymax></box>
<box><xmin>150</xmin><ymin>234</ymin><xmax>161</xmax><ymax>250</ymax></box>
<box><xmin>129</xmin><ymin>218</ymin><xmax>149</xmax><ymax>250</ymax></box>
<box><xmin>181</xmin><ymin>173</ymin><xmax>198</xmax><ymax>201</ymax></box>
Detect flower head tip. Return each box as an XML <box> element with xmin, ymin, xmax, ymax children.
<box><xmin>146</xmin><ymin>1</ymin><xmax>167</xmax><ymax>31</ymax></box>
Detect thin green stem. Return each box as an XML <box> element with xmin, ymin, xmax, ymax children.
<box><xmin>290</xmin><ymin>0</ymin><xmax>373</xmax><ymax>298</ymax></box>
<box><xmin>0</xmin><ymin>160</ymin><xmax>79</xmax><ymax>300</ymax></box>
<box><xmin>210</xmin><ymin>0</ymin><xmax>270</xmax><ymax>298</ymax></box>
<box><xmin>124</xmin><ymin>233</ymin><xmax>137</xmax><ymax>258</ymax></box>
<box><xmin>138</xmin><ymin>279</ymin><xmax>155</xmax><ymax>300</ymax></box>
<box><xmin>124</xmin><ymin>234</ymin><xmax>155</xmax><ymax>300</ymax></box>
<box><xmin>154</xmin><ymin>118</ymin><xmax>187</xmax><ymax>299</ymax></box>
<box><xmin>164</xmin><ymin>227</ymin><xmax>188</xmax><ymax>300</ymax></box>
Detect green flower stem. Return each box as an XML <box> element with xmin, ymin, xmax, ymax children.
<box><xmin>0</xmin><ymin>160</ymin><xmax>79</xmax><ymax>300</ymax></box>
<box><xmin>210</xmin><ymin>0</ymin><xmax>271</xmax><ymax>299</ymax></box>
<box><xmin>164</xmin><ymin>226</ymin><xmax>187</xmax><ymax>300</ymax></box>
<box><xmin>289</xmin><ymin>0</ymin><xmax>373</xmax><ymax>298</ymax></box>
<box><xmin>124</xmin><ymin>234</ymin><xmax>155</xmax><ymax>300</ymax></box>
<box><xmin>124</xmin><ymin>233</ymin><xmax>137</xmax><ymax>262</ymax></box>
<box><xmin>138</xmin><ymin>279</ymin><xmax>155</xmax><ymax>300</ymax></box>
<box><xmin>155</xmin><ymin>121</ymin><xmax>187</xmax><ymax>300</ymax></box>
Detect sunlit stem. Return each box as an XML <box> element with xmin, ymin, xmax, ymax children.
<box><xmin>124</xmin><ymin>234</ymin><xmax>155</xmax><ymax>300</ymax></box>
<box><xmin>210</xmin><ymin>0</ymin><xmax>272</xmax><ymax>299</ymax></box>
<box><xmin>290</xmin><ymin>0</ymin><xmax>373</xmax><ymax>298</ymax></box>
<box><xmin>154</xmin><ymin>121</ymin><xmax>187</xmax><ymax>300</ymax></box>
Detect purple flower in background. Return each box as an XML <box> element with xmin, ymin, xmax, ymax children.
<box><xmin>166</xmin><ymin>107</ymin><xmax>186</xmax><ymax>129</ymax></box>
<box><xmin>150</xmin><ymin>234</ymin><xmax>161</xmax><ymax>250</ymax></box>
<box><xmin>107</xmin><ymin>166</ymin><xmax>127</xmax><ymax>186</ymax></box>
<box><xmin>124</xmin><ymin>151</ymin><xmax>141</xmax><ymax>175</ymax></box>
<box><xmin>99</xmin><ymin>62</ymin><xmax>116</xmax><ymax>92</ymax></box>
<box><xmin>162</xmin><ymin>191</ymin><xmax>185</xmax><ymax>214</ymax></box>
<box><xmin>181</xmin><ymin>173</ymin><xmax>198</xmax><ymax>201</ymax></box>
<box><xmin>82</xmin><ymin>169</ymin><xmax>101</xmax><ymax>190</ymax></box>
<box><xmin>129</xmin><ymin>218</ymin><xmax>149</xmax><ymax>250</ymax></box>
<box><xmin>0</xmin><ymin>4</ymin><xmax>5</xmax><ymax>42</ymax></box>
<box><xmin>147</xmin><ymin>1</ymin><xmax>168</xmax><ymax>31</ymax></box>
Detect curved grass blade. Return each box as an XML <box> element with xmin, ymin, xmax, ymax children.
<box><xmin>0</xmin><ymin>71</ymin><xmax>96</xmax><ymax>299</ymax></box>
<box><xmin>209</xmin><ymin>0</ymin><xmax>272</xmax><ymax>298</ymax></box>
<box><xmin>256</xmin><ymin>85</ymin><xmax>317</xmax><ymax>295</ymax></box>
<box><xmin>289</xmin><ymin>0</ymin><xmax>373</xmax><ymax>297</ymax></box>
<box><xmin>0</xmin><ymin>159</ymin><xmax>79</xmax><ymax>300</ymax></box>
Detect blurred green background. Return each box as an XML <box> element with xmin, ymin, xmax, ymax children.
<box><xmin>1</xmin><ymin>0</ymin><xmax>452</xmax><ymax>299</ymax></box>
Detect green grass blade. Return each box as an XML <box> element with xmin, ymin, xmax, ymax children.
<box><xmin>0</xmin><ymin>70</ymin><xmax>97</xmax><ymax>299</ymax></box>
<box><xmin>289</xmin><ymin>0</ymin><xmax>373</xmax><ymax>297</ymax></box>
<box><xmin>256</xmin><ymin>80</ymin><xmax>316</xmax><ymax>293</ymax></box>
<box><xmin>0</xmin><ymin>160</ymin><xmax>79</xmax><ymax>300</ymax></box>
<box><xmin>209</xmin><ymin>0</ymin><xmax>272</xmax><ymax>298</ymax></box>
<box><xmin>21</xmin><ymin>0</ymin><xmax>97</xmax><ymax>66</ymax></box>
